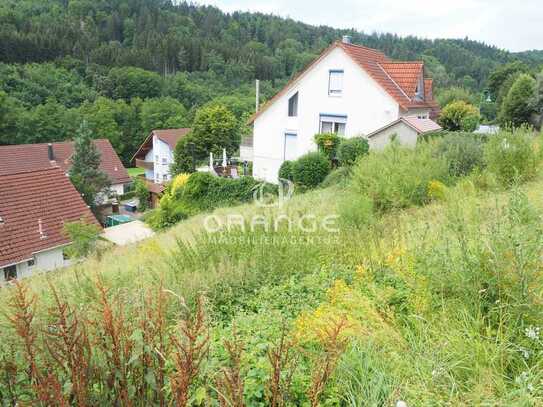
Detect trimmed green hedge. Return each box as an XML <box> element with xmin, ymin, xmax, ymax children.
<box><xmin>292</xmin><ymin>152</ymin><xmax>331</xmax><ymax>188</ymax></box>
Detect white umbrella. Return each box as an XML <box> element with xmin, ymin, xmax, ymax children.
<box><xmin>222</xmin><ymin>148</ymin><xmax>227</xmax><ymax>167</ymax></box>
<box><xmin>209</xmin><ymin>152</ymin><xmax>213</xmax><ymax>169</ymax></box>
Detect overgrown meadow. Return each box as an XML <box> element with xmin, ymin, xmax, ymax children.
<box><xmin>2</xmin><ymin>128</ymin><xmax>543</xmax><ymax>405</ymax></box>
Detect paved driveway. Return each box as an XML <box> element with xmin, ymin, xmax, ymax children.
<box><xmin>102</xmin><ymin>220</ymin><xmax>154</xmax><ymax>246</ymax></box>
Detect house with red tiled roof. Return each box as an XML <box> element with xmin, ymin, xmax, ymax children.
<box><xmin>249</xmin><ymin>36</ymin><xmax>441</xmax><ymax>183</ymax></box>
<box><xmin>0</xmin><ymin>166</ymin><xmax>100</xmax><ymax>282</ymax></box>
<box><xmin>131</xmin><ymin>128</ymin><xmax>191</xmax><ymax>207</ymax></box>
<box><xmin>132</xmin><ymin>128</ymin><xmax>191</xmax><ymax>184</ymax></box>
<box><xmin>0</xmin><ymin>139</ymin><xmax>131</xmax><ymax>196</ymax></box>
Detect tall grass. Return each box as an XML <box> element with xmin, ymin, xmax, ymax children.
<box><xmin>1</xmin><ymin>128</ymin><xmax>543</xmax><ymax>404</ymax></box>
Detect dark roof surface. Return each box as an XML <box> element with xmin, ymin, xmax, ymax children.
<box><xmin>0</xmin><ymin>139</ymin><xmax>130</xmax><ymax>184</ymax></box>
<box><xmin>0</xmin><ymin>167</ymin><xmax>99</xmax><ymax>268</ymax></box>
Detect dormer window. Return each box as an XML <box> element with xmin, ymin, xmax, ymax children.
<box><xmin>415</xmin><ymin>77</ymin><xmax>424</xmax><ymax>100</ymax></box>
<box><xmin>328</xmin><ymin>70</ymin><xmax>344</xmax><ymax>96</ymax></box>
<box><xmin>288</xmin><ymin>92</ymin><xmax>298</xmax><ymax>117</ymax></box>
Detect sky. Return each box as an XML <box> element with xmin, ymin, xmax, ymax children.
<box><xmin>198</xmin><ymin>0</ymin><xmax>542</xmax><ymax>52</ymax></box>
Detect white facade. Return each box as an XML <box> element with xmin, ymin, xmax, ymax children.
<box><xmin>144</xmin><ymin>137</ymin><xmax>175</xmax><ymax>184</ymax></box>
<box><xmin>252</xmin><ymin>46</ymin><xmax>430</xmax><ymax>183</ymax></box>
<box><xmin>2</xmin><ymin>246</ymin><xmax>69</xmax><ymax>282</ymax></box>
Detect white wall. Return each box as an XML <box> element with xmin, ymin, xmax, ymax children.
<box><xmin>252</xmin><ymin>46</ymin><xmax>400</xmax><ymax>183</ymax></box>
<box><xmin>152</xmin><ymin>137</ymin><xmax>174</xmax><ymax>183</ymax></box>
<box><xmin>240</xmin><ymin>145</ymin><xmax>253</xmax><ymax>162</ymax></box>
<box><xmin>368</xmin><ymin>122</ymin><xmax>419</xmax><ymax>150</ymax></box>
<box><xmin>110</xmin><ymin>183</ymin><xmax>125</xmax><ymax>196</ymax></box>
<box><xmin>144</xmin><ymin>148</ymin><xmax>154</xmax><ymax>180</ymax></box>
<box><xmin>9</xmin><ymin>246</ymin><xmax>68</xmax><ymax>280</ymax></box>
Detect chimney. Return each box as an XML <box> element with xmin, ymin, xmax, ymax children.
<box><xmin>47</xmin><ymin>143</ymin><xmax>55</xmax><ymax>161</ymax></box>
<box><xmin>342</xmin><ymin>35</ymin><xmax>352</xmax><ymax>44</ymax></box>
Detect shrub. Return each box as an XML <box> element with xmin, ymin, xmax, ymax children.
<box><xmin>427</xmin><ymin>180</ymin><xmax>448</xmax><ymax>201</ymax></box>
<box><xmin>278</xmin><ymin>160</ymin><xmax>295</xmax><ymax>181</ymax></box>
<box><xmin>321</xmin><ymin>167</ymin><xmax>352</xmax><ymax>188</ymax></box>
<box><xmin>134</xmin><ymin>177</ymin><xmax>150</xmax><ymax>212</ymax></box>
<box><xmin>438</xmin><ymin>133</ymin><xmax>485</xmax><ymax>177</ymax></box>
<box><xmin>314</xmin><ymin>133</ymin><xmax>341</xmax><ymax>160</ymax></box>
<box><xmin>337</xmin><ymin>137</ymin><xmax>369</xmax><ymax>166</ymax></box>
<box><xmin>350</xmin><ymin>141</ymin><xmax>449</xmax><ymax>212</ymax></box>
<box><xmin>498</xmin><ymin>74</ymin><xmax>537</xmax><ymax>127</ymax></box>
<box><xmin>484</xmin><ymin>127</ymin><xmax>540</xmax><ymax>186</ymax></box>
<box><xmin>63</xmin><ymin>221</ymin><xmax>101</xmax><ymax>258</ymax></box>
<box><xmin>438</xmin><ymin>101</ymin><xmax>481</xmax><ymax>132</ymax></box>
<box><xmin>292</xmin><ymin>152</ymin><xmax>331</xmax><ymax>188</ymax></box>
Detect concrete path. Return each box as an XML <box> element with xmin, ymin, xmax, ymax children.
<box><xmin>102</xmin><ymin>220</ymin><xmax>154</xmax><ymax>246</ymax></box>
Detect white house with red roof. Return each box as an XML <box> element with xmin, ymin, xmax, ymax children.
<box><xmin>132</xmin><ymin>128</ymin><xmax>191</xmax><ymax>184</ymax></box>
<box><xmin>0</xmin><ymin>166</ymin><xmax>100</xmax><ymax>282</ymax></box>
<box><xmin>249</xmin><ymin>36</ymin><xmax>440</xmax><ymax>182</ymax></box>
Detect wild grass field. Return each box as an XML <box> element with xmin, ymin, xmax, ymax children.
<box><xmin>1</xmin><ymin>130</ymin><xmax>543</xmax><ymax>406</ymax></box>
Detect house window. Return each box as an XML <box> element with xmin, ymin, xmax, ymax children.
<box><xmin>162</xmin><ymin>157</ymin><xmax>168</xmax><ymax>165</ymax></box>
<box><xmin>155</xmin><ymin>155</ymin><xmax>159</xmax><ymax>162</ymax></box>
<box><xmin>27</xmin><ymin>258</ymin><xmax>35</xmax><ymax>267</ymax></box>
<box><xmin>319</xmin><ymin>114</ymin><xmax>347</xmax><ymax>135</ymax></box>
<box><xmin>328</xmin><ymin>70</ymin><xmax>344</xmax><ymax>95</ymax></box>
<box><xmin>3</xmin><ymin>265</ymin><xmax>16</xmax><ymax>281</ymax></box>
<box><xmin>163</xmin><ymin>174</ymin><xmax>168</xmax><ymax>182</ymax></box>
<box><xmin>288</xmin><ymin>92</ymin><xmax>298</xmax><ymax>117</ymax></box>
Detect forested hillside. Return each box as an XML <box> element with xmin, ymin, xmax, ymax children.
<box><xmin>0</xmin><ymin>0</ymin><xmax>541</xmax><ymax>162</ymax></box>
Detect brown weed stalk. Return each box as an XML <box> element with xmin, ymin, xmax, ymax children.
<box><xmin>94</xmin><ymin>278</ymin><xmax>134</xmax><ymax>407</ymax></box>
<box><xmin>43</xmin><ymin>283</ymin><xmax>92</xmax><ymax>406</ymax></box>
<box><xmin>266</xmin><ymin>323</ymin><xmax>298</xmax><ymax>407</ymax></box>
<box><xmin>170</xmin><ymin>295</ymin><xmax>209</xmax><ymax>407</ymax></box>
<box><xmin>216</xmin><ymin>331</ymin><xmax>245</xmax><ymax>407</ymax></box>
<box><xmin>307</xmin><ymin>316</ymin><xmax>349</xmax><ymax>407</ymax></box>
<box><xmin>137</xmin><ymin>283</ymin><xmax>170</xmax><ymax>406</ymax></box>
<box><xmin>5</xmin><ymin>281</ymin><xmax>67</xmax><ymax>405</ymax></box>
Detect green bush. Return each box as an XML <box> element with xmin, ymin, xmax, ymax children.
<box><xmin>134</xmin><ymin>177</ymin><xmax>149</xmax><ymax>212</ymax></box>
<box><xmin>350</xmin><ymin>141</ymin><xmax>449</xmax><ymax>212</ymax></box>
<box><xmin>278</xmin><ymin>160</ymin><xmax>295</xmax><ymax>181</ymax></box>
<box><xmin>439</xmin><ymin>100</ymin><xmax>481</xmax><ymax>132</ymax></box>
<box><xmin>314</xmin><ymin>133</ymin><xmax>341</xmax><ymax>160</ymax></box>
<box><xmin>321</xmin><ymin>166</ymin><xmax>352</xmax><ymax>188</ymax></box>
<box><xmin>337</xmin><ymin>137</ymin><xmax>369</xmax><ymax>166</ymax></box>
<box><xmin>484</xmin><ymin>127</ymin><xmax>540</xmax><ymax>186</ymax></box>
<box><xmin>438</xmin><ymin>133</ymin><xmax>485</xmax><ymax>177</ymax></box>
<box><xmin>292</xmin><ymin>152</ymin><xmax>331</xmax><ymax>188</ymax></box>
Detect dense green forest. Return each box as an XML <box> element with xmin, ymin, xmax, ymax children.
<box><xmin>0</xmin><ymin>0</ymin><xmax>542</xmax><ymax>163</ymax></box>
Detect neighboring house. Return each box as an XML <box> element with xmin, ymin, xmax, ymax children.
<box><xmin>0</xmin><ymin>139</ymin><xmax>131</xmax><ymax>196</ymax></box>
<box><xmin>0</xmin><ymin>166</ymin><xmax>100</xmax><ymax>282</ymax></box>
<box><xmin>249</xmin><ymin>36</ymin><xmax>441</xmax><ymax>183</ymax></box>
<box><xmin>132</xmin><ymin>128</ymin><xmax>191</xmax><ymax>184</ymax></box>
<box><xmin>367</xmin><ymin>116</ymin><xmax>442</xmax><ymax>149</ymax></box>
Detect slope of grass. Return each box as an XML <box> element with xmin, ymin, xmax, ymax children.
<box><xmin>2</xmin><ymin>135</ymin><xmax>543</xmax><ymax>405</ymax></box>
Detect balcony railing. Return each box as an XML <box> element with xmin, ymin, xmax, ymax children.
<box><xmin>135</xmin><ymin>159</ymin><xmax>154</xmax><ymax>170</ymax></box>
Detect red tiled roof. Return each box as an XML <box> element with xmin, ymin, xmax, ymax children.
<box><xmin>143</xmin><ymin>178</ymin><xmax>166</xmax><ymax>195</ymax></box>
<box><xmin>367</xmin><ymin>116</ymin><xmax>442</xmax><ymax>138</ymax></box>
<box><xmin>0</xmin><ymin>139</ymin><xmax>130</xmax><ymax>185</ymax></box>
<box><xmin>0</xmin><ymin>167</ymin><xmax>100</xmax><ymax>268</ymax></box>
<box><xmin>250</xmin><ymin>41</ymin><xmax>435</xmax><ymax>122</ymax></box>
<box><xmin>131</xmin><ymin>128</ymin><xmax>191</xmax><ymax>163</ymax></box>
<box><xmin>379</xmin><ymin>61</ymin><xmax>424</xmax><ymax>96</ymax></box>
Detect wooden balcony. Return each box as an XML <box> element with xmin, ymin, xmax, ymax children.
<box><xmin>135</xmin><ymin>158</ymin><xmax>154</xmax><ymax>170</ymax></box>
